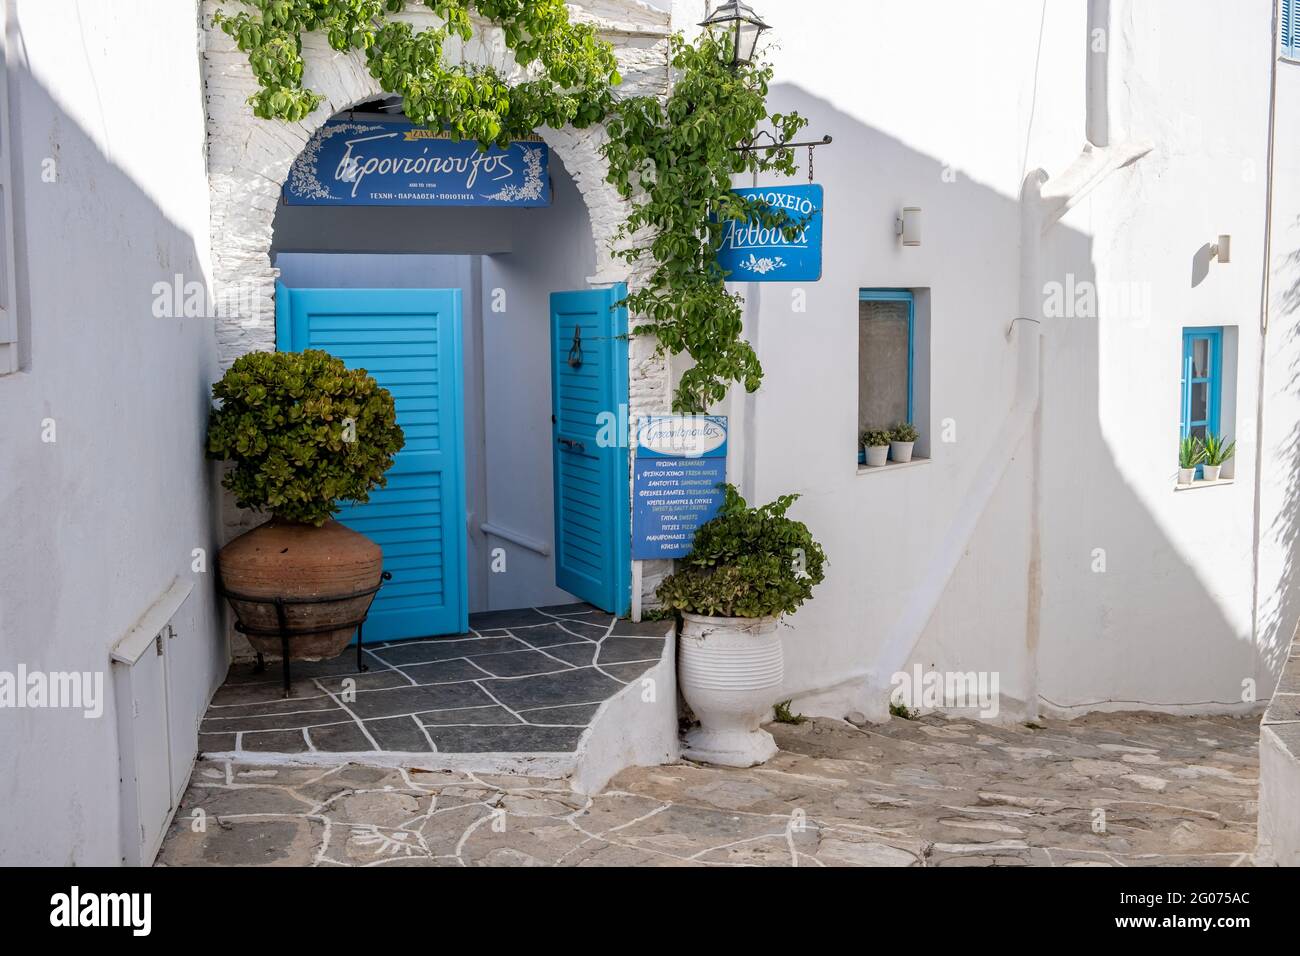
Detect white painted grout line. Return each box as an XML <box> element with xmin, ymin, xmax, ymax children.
<box><xmin>412</xmin><ymin>715</ymin><xmax>440</xmax><ymax>752</ymax></box>
<box><xmin>312</xmin><ymin>677</ymin><xmax>384</xmax><ymax>751</ymax></box>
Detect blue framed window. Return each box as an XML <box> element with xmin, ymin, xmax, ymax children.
<box><xmin>858</xmin><ymin>290</ymin><xmax>914</xmax><ymax>461</ymax></box>
<box><xmin>1285</xmin><ymin>0</ymin><xmax>1300</xmax><ymax>60</ymax></box>
<box><xmin>1180</xmin><ymin>328</ymin><xmax>1223</xmax><ymax>468</ymax></box>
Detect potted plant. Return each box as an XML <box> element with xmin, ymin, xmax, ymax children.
<box><xmin>207</xmin><ymin>349</ymin><xmax>405</xmax><ymax>661</ymax></box>
<box><xmin>1200</xmin><ymin>433</ymin><xmax>1235</xmax><ymax>482</ymax></box>
<box><xmin>861</xmin><ymin>429</ymin><xmax>892</xmax><ymax>467</ymax></box>
<box><xmin>657</xmin><ymin>485</ymin><xmax>827</xmax><ymax>767</ymax></box>
<box><xmin>1177</xmin><ymin>435</ymin><xmax>1204</xmax><ymax>485</ymax></box>
<box><xmin>890</xmin><ymin>422</ymin><xmax>919</xmax><ymax>463</ymax></box>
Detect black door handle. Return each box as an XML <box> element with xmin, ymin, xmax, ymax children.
<box><xmin>558</xmin><ymin>438</ymin><xmax>586</xmax><ymax>452</ymax></box>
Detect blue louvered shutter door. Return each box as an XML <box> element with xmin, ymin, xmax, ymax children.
<box><xmin>550</xmin><ymin>286</ymin><xmax>631</xmax><ymax>616</ymax></box>
<box><xmin>279</xmin><ymin>284</ymin><xmax>468</xmax><ymax>641</ymax></box>
<box><xmin>1286</xmin><ymin>0</ymin><xmax>1298</xmax><ymax>59</ymax></box>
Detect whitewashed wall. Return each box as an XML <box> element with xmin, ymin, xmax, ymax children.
<box><xmin>689</xmin><ymin>0</ymin><xmax>1290</xmax><ymax>719</ymax></box>
<box><xmin>0</xmin><ymin>0</ymin><xmax>223</xmax><ymax>864</ymax></box>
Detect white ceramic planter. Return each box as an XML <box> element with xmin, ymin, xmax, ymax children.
<box><xmin>864</xmin><ymin>444</ymin><xmax>890</xmax><ymax>467</ymax></box>
<box><xmin>1177</xmin><ymin>467</ymin><xmax>1196</xmax><ymax>485</ymax></box>
<box><xmin>1202</xmin><ymin>464</ymin><xmax>1222</xmax><ymax>481</ymax></box>
<box><xmin>890</xmin><ymin>440</ymin><xmax>914</xmax><ymax>463</ymax></box>
<box><xmin>678</xmin><ymin>612</ymin><xmax>783</xmax><ymax>767</ymax></box>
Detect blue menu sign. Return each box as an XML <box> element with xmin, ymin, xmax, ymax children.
<box><xmin>283</xmin><ymin>118</ymin><xmax>551</xmax><ymax>207</ymax></box>
<box><xmin>716</xmin><ymin>183</ymin><xmax>823</xmax><ymax>282</ymax></box>
<box><xmin>633</xmin><ymin>416</ymin><xmax>728</xmax><ymax>560</ymax></box>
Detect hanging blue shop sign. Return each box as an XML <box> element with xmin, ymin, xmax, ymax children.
<box><xmin>632</xmin><ymin>416</ymin><xmax>728</xmax><ymax>560</ymax></box>
<box><xmin>716</xmin><ymin>183</ymin><xmax>823</xmax><ymax>282</ymax></box>
<box><xmin>282</xmin><ymin>118</ymin><xmax>551</xmax><ymax>207</ymax></box>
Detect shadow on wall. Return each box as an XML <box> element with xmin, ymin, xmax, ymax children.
<box><xmin>759</xmin><ymin>81</ymin><xmax>1252</xmax><ymax>713</ymax></box>
<box><xmin>0</xmin><ymin>62</ymin><xmax>224</xmax><ymax>862</ymax></box>
<box><xmin>1261</xmin><ymin>224</ymin><xmax>1300</xmax><ymax>686</ymax></box>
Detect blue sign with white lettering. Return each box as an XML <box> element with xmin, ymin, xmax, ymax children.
<box><xmin>283</xmin><ymin>118</ymin><xmax>551</xmax><ymax>207</ymax></box>
<box><xmin>633</xmin><ymin>416</ymin><xmax>728</xmax><ymax>560</ymax></box>
<box><xmin>716</xmin><ymin>184</ymin><xmax>823</xmax><ymax>282</ymax></box>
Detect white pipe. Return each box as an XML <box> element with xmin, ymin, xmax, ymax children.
<box><xmin>479</xmin><ymin>522</ymin><xmax>550</xmax><ymax>557</ymax></box>
<box><xmin>872</xmin><ymin>169</ymin><xmax>1049</xmax><ymax>687</ymax></box>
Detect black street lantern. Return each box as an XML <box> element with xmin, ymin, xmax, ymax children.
<box><xmin>699</xmin><ymin>1</ymin><xmax>771</xmax><ymax>69</ymax></box>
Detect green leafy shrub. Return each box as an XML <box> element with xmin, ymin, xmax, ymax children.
<box><xmin>1201</xmin><ymin>433</ymin><xmax>1236</xmax><ymax>466</ymax></box>
<box><xmin>861</xmin><ymin>429</ymin><xmax>892</xmax><ymax>448</ymax></box>
<box><xmin>890</xmin><ymin>422</ymin><xmax>919</xmax><ymax>443</ymax></box>
<box><xmin>656</xmin><ymin>484</ymin><xmax>827</xmax><ymax>619</ymax></box>
<box><xmin>1179</xmin><ymin>435</ymin><xmax>1205</xmax><ymax>469</ymax></box>
<box><xmin>207</xmin><ymin>349</ymin><xmax>405</xmax><ymax>526</ymax></box>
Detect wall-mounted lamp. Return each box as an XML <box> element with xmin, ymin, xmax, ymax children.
<box><xmin>896</xmin><ymin>207</ymin><xmax>922</xmax><ymax>247</ymax></box>
<box><xmin>1210</xmin><ymin>234</ymin><xmax>1231</xmax><ymax>264</ymax></box>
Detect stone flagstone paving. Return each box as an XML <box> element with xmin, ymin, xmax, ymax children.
<box><xmin>199</xmin><ymin>604</ymin><xmax>670</xmax><ymax>756</ymax></box>
<box><xmin>159</xmin><ymin>710</ymin><xmax>1260</xmax><ymax>866</ymax></box>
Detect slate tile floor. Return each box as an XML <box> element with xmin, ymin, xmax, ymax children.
<box><xmin>200</xmin><ymin>604</ymin><xmax>670</xmax><ymax>756</ymax></box>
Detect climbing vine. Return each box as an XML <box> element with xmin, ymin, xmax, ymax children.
<box><xmin>213</xmin><ymin>0</ymin><xmax>619</xmax><ymax>146</ymax></box>
<box><xmin>603</xmin><ymin>33</ymin><xmax>806</xmax><ymax>411</ymax></box>
<box><xmin>218</xmin><ymin>2</ymin><xmax>807</xmax><ymax>411</ymax></box>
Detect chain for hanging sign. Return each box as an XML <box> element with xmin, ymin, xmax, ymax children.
<box><xmin>807</xmin><ymin>143</ymin><xmax>814</xmax><ymax>183</ymax></box>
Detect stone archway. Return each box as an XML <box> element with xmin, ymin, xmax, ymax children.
<box><xmin>200</xmin><ymin>1</ymin><xmax>673</xmax><ymax>593</ymax></box>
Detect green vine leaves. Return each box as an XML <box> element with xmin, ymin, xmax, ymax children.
<box><xmin>216</xmin><ymin>2</ymin><xmax>809</xmax><ymax>412</ymax></box>
<box><xmin>603</xmin><ymin>33</ymin><xmax>808</xmax><ymax>412</ymax></box>
<box><xmin>213</xmin><ymin>0</ymin><xmax>619</xmax><ymax>145</ymax></box>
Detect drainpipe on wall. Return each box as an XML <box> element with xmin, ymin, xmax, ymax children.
<box><xmin>1249</xmin><ymin>7</ymin><xmax>1280</xmax><ymax>691</ymax></box>
<box><xmin>869</xmin><ymin>1</ymin><xmax>1152</xmax><ymax>718</ymax></box>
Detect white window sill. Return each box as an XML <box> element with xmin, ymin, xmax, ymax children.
<box><xmin>858</xmin><ymin>457</ymin><xmax>931</xmax><ymax>476</ymax></box>
<box><xmin>1173</xmin><ymin>477</ymin><xmax>1234</xmax><ymax>492</ymax></box>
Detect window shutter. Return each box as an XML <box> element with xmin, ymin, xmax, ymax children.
<box><xmin>0</xmin><ymin>0</ymin><xmax>17</xmax><ymax>374</ymax></box>
<box><xmin>1285</xmin><ymin>0</ymin><xmax>1299</xmax><ymax>60</ymax></box>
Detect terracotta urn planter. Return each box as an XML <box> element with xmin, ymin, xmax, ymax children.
<box><xmin>218</xmin><ymin>519</ymin><xmax>383</xmax><ymax>661</ymax></box>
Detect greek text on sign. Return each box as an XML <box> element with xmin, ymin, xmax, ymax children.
<box><xmin>283</xmin><ymin>118</ymin><xmax>551</xmax><ymax>207</ymax></box>
<box><xmin>717</xmin><ymin>183</ymin><xmax>823</xmax><ymax>282</ymax></box>
<box><xmin>637</xmin><ymin>416</ymin><xmax>727</xmax><ymax>458</ymax></box>
<box><xmin>633</xmin><ymin>416</ymin><xmax>728</xmax><ymax>560</ymax></box>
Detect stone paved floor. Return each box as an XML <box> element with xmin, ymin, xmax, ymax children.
<box><xmin>200</xmin><ymin>604</ymin><xmax>671</xmax><ymax>756</ymax></box>
<box><xmin>160</xmin><ymin>710</ymin><xmax>1260</xmax><ymax>866</ymax></box>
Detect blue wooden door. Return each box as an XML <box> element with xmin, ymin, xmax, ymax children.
<box><xmin>277</xmin><ymin>283</ymin><xmax>468</xmax><ymax>640</ymax></box>
<box><xmin>550</xmin><ymin>285</ymin><xmax>631</xmax><ymax>616</ymax></box>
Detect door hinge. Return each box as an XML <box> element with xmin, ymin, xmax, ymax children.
<box><xmin>155</xmin><ymin>633</ymin><xmax>164</xmax><ymax>656</ymax></box>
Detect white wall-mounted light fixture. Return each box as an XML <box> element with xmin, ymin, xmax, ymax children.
<box><xmin>896</xmin><ymin>207</ymin><xmax>922</xmax><ymax>247</ymax></box>
<box><xmin>1210</xmin><ymin>234</ymin><xmax>1231</xmax><ymax>264</ymax></box>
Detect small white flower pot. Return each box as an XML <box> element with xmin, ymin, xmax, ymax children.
<box><xmin>1202</xmin><ymin>464</ymin><xmax>1222</xmax><ymax>481</ymax></box>
<box><xmin>890</xmin><ymin>440</ymin><xmax>915</xmax><ymax>463</ymax></box>
<box><xmin>678</xmin><ymin>613</ymin><xmax>783</xmax><ymax>767</ymax></box>
<box><xmin>864</xmin><ymin>444</ymin><xmax>890</xmax><ymax>467</ymax></box>
<box><xmin>1177</xmin><ymin>467</ymin><xmax>1196</xmax><ymax>485</ymax></box>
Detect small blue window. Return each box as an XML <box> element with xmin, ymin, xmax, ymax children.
<box><xmin>1180</xmin><ymin>328</ymin><xmax>1223</xmax><ymax>470</ymax></box>
<box><xmin>858</xmin><ymin>290</ymin><xmax>914</xmax><ymax>461</ymax></box>
<box><xmin>1284</xmin><ymin>0</ymin><xmax>1299</xmax><ymax>60</ymax></box>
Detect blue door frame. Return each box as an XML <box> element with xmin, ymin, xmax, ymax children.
<box><xmin>550</xmin><ymin>285</ymin><xmax>631</xmax><ymax>616</ymax></box>
<box><xmin>276</xmin><ymin>282</ymin><xmax>468</xmax><ymax>640</ymax></box>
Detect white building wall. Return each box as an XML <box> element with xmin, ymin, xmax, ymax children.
<box><xmin>691</xmin><ymin>0</ymin><xmax>1286</xmax><ymax>718</ymax></box>
<box><xmin>0</xmin><ymin>0</ymin><xmax>223</xmax><ymax>864</ymax></box>
<box><xmin>1257</xmin><ymin>27</ymin><xmax>1300</xmax><ymax>700</ymax></box>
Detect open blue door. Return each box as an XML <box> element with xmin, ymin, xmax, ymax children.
<box><xmin>550</xmin><ymin>285</ymin><xmax>631</xmax><ymax>616</ymax></box>
<box><xmin>278</xmin><ymin>283</ymin><xmax>468</xmax><ymax>640</ymax></box>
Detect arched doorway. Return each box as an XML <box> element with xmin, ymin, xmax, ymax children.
<box><xmin>266</xmin><ymin>100</ymin><xmax>630</xmax><ymax>639</ymax></box>
<box><xmin>202</xmin><ymin>4</ymin><xmax>673</xmax><ymax>637</ymax></box>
